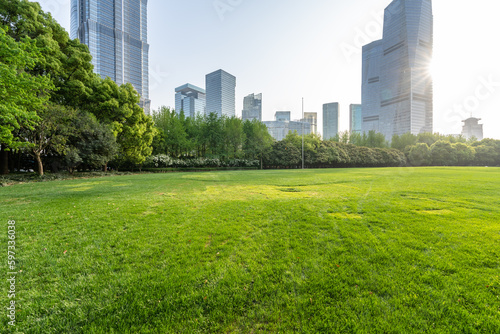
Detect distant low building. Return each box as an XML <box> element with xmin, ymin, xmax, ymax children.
<box><xmin>264</xmin><ymin>112</ymin><xmax>310</xmax><ymax>141</ymax></box>
<box><xmin>462</xmin><ymin>117</ymin><xmax>483</xmax><ymax>140</ymax></box>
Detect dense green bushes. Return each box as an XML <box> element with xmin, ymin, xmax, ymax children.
<box><xmin>262</xmin><ymin>133</ymin><xmax>406</xmax><ymax>169</ymax></box>
<box><xmin>404</xmin><ymin>139</ymin><xmax>499</xmax><ymax>167</ymax></box>
<box><xmin>144</xmin><ymin>154</ymin><xmax>259</xmax><ymax>169</ymax></box>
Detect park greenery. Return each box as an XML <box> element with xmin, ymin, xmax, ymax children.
<box><xmin>146</xmin><ymin>106</ymin><xmax>499</xmax><ymax>170</ymax></box>
<box><xmin>1</xmin><ymin>168</ymin><xmax>499</xmax><ymax>332</ymax></box>
<box><xmin>1</xmin><ymin>0</ymin><xmax>499</xmax><ymax>177</ymax></box>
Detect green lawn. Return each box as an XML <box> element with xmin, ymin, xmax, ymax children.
<box><xmin>1</xmin><ymin>167</ymin><xmax>499</xmax><ymax>333</ymax></box>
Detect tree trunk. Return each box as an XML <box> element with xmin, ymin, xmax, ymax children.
<box><xmin>260</xmin><ymin>157</ymin><xmax>263</xmax><ymax>170</ymax></box>
<box><xmin>0</xmin><ymin>146</ymin><xmax>9</xmax><ymax>175</ymax></box>
<box><xmin>103</xmin><ymin>162</ymin><xmax>108</xmax><ymax>172</ymax></box>
<box><xmin>34</xmin><ymin>153</ymin><xmax>44</xmax><ymax>176</ymax></box>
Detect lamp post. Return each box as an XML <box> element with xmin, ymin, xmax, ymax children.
<box><xmin>302</xmin><ymin>98</ymin><xmax>304</xmax><ymax>170</ymax></box>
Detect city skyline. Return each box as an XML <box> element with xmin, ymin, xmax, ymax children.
<box><xmin>40</xmin><ymin>0</ymin><xmax>500</xmax><ymax>139</ymax></box>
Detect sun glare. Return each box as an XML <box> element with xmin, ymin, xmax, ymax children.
<box><xmin>427</xmin><ymin>59</ymin><xmax>436</xmax><ymax>78</ymax></box>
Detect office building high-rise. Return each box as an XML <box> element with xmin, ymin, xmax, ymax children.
<box><xmin>206</xmin><ymin>69</ymin><xmax>236</xmax><ymax>117</ymax></box>
<box><xmin>350</xmin><ymin>104</ymin><xmax>362</xmax><ymax>134</ymax></box>
<box><xmin>303</xmin><ymin>112</ymin><xmax>318</xmax><ymax>134</ymax></box>
<box><xmin>323</xmin><ymin>103</ymin><xmax>339</xmax><ymax>140</ymax></box>
<box><xmin>175</xmin><ymin>84</ymin><xmax>206</xmax><ymax>118</ymax></box>
<box><xmin>242</xmin><ymin>93</ymin><xmax>262</xmax><ymax>121</ymax></box>
<box><xmin>362</xmin><ymin>0</ymin><xmax>433</xmax><ymax>139</ymax></box>
<box><xmin>71</xmin><ymin>0</ymin><xmax>150</xmax><ymax>114</ymax></box>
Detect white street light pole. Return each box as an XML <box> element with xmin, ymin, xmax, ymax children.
<box><xmin>302</xmin><ymin>97</ymin><xmax>304</xmax><ymax>170</ymax></box>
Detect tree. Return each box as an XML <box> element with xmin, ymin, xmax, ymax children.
<box><xmin>472</xmin><ymin>139</ymin><xmax>500</xmax><ymax>166</ymax></box>
<box><xmin>184</xmin><ymin>114</ymin><xmax>205</xmax><ymax>158</ymax></box>
<box><xmin>391</xmin><ymin>133</ymin><xmax>417</xmax><ymax>151</ymax></box>
<box><xmin>242</xmin><ymin>120</ymin><xmax>274</xmax><ymax>169</ymax></box>
<box><xmin>203</xmin><ymin>112</ymin><xmax>224</xmax><ymax>157</ymax></box>
<box><xmin>349</xmin><ymin>132</ymin><xmax>364</xmax><ymax>146</ymax></box>
<box><xmin>365</xmin><ymin>130</ymin><xmax>388</xmax><ymax>148</ymax></box>
<box><xmin>70</xmin><ymin>112</ymin><xmax>118</xmax><ymax>171</ymax></box>
<box><xmin>224</xmin><ymin>117</ymin><xmax>245</xmax><ymax>159</ymax></box>
<box><xmin>473</xmin><ymin>145</ymin><xmax>497</xmax><ymax>166</ymax></box>
<box><xmin>0</xmin><ymin>26</ymin><xmax>53</xmax><ymax>174</ymax></box>
<box><xmin>338</xmin><ymin>130</ymin><xmax>350</xmax><ymax>144</ymax></box>
<box><xmin>453</xmin><ymin>142</ymin><xmax>475</xmax><ymax>166</ymax></box>
<box><xmin>417</xmin><ymin>132</ymin><xmax>441</xmax><ymax>146</ymax></box>
<box><xmin>20</xmin><ymin>104</ymin><xmax>77</xmax><ymax>176</ymax></box>
<box><xmin>1</xmin><ymin>0</ymin><xmax>95</xmax><ymax>108</ymax></box>
<box><xmin>408</xmin><ymin>143</ymin><xmax>431</xmax><ymax>166</ymax></box>
<box><xmin>264</xmin><ymin>141</ymin><xmax>301</xmax><ymax>168</ymax></box>
<box><xmin>430</xmin><ymin>141</ymin><xmax>457</xmax><ymax>166</ymax></box>
<box><xmin>315</xmin><ymin>141</ymin><xmax>349</xmax><ymax>167</ymax></box>
<box><xmin>151</xmin><ymin>107</ymin><xmax>189</xmax><ymax>157</ymax></box>
<box><xmin>85</xmin><ymin>79</ymin><xmax>156</xmax><ymax>165</ymax></box>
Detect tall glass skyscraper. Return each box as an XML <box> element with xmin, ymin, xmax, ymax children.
<box><xmin>206</xmin><ymin>69</ymin><xmax>236</xmax><ymax>117</ymax></box>
<box><xmin>71</xmin><ymin>0</ymin><xmax>150</xmax><ymax>114</ymax></box>
<box><xmin>323</xmin><ymin>103</ymin><xmax>339</xmax><ymax>140</ymax></box>
<box><xmin>242</xmin><ymin>93</ymin><xmax>262</xmax><ymax>121</ymax></box>
<box><xmin>175</xmin><ymin>84</ymin><xmax>206</xmax><ymax>118</ymax></box>
<box><xmin>362</xmin><ymin>0</ymin><xmax>433</xmax><ymax>139</ymax></box>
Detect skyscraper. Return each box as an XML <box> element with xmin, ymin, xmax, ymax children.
<box><xmin>362</xmin><ymin>0</ymin><xmax>433</xmax><ymax>139</ymax></box>
<box><xmin>71</xmin><ymin>0</ymin><xmax>150</xmax><ymax>114</ymax></box>
<box><xmin>175</xmin><ymin>84</ymin><xmax>206</xmax><ymax>118</ymax></box>
<box><xmin>242</xmin><ymin>93</ymin><xmax>262</xmax><ymax>121</ymax></box>
<box><xmin>205</xmin><ymin>69</ymin><xmax>236</xmax><ymax>117</ymax></box>
<box><xmin>323</xmin><ymin>103</ymin><xmax>339</xmax><ymax>140</ymax></box>
<box><xmin>349</xmin><ymin>104</ymin><xmax>362</xmax><ymax>134</ymax></box>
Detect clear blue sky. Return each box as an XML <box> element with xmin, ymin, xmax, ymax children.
<box><xmin>38</xmin><ymin>0</ymin><xmax>500</xmax><ymax>139</ymax></box>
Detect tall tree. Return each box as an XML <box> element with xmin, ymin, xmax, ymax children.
<box><xmin>224</xmin><ymin>117</ymin><xmax>245</xmax><ymax>159</ymax></box>
<box><xmin>242</xmin><ymin>120</ymin><xmax>274</xmax><ymax>169</ymax></box>
<box><xmin>151</xmin><ymin>106</ymin><xmax>188</xmax><ymax>157</ymax></box>
<box><xmin>430</xmin><ymin>141</ymin><xmax>457</xmax><ymax>166</ymax></box>
<box><xmin>204</xmin><ymin>112</ymin><xmax>224</xmax><ymax>157</ymax></box>
<box><xmin>86</xmin><ymin>79</ymin><xmax>156</xmax><ymax>165</ymax></box>
<box><xmin>391</xmin><ymin>133</ymin><xmax>417</xmax><ymax>151</ymax></box>
<box><xmin>70</xmin><ymin>112</ymin><xmax>118</xmax><ymax>171</ymax></box>
<box><xmin>0</xmin><ymin>26</ymin><xmax>53</xmax><ymax>174</ymax></box>
<box><xmin>0</xmin><ymin>0</ymin><xmax>95</xmax><ymax>107</ymax></box>
<box><xmin>408</xmin><ymin>143</ymin><xmax>431</xmax><ymax>166</ymax></box>
<box><xmin>20</xmin><ymin>104</ymin><xmax>77</xmax><ymax>175</ymax></box>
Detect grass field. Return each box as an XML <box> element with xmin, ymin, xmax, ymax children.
<box><xmin>1</xmin><ymin>167</ymin><xmax>499</xmax><ymax>333</ymax></box>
